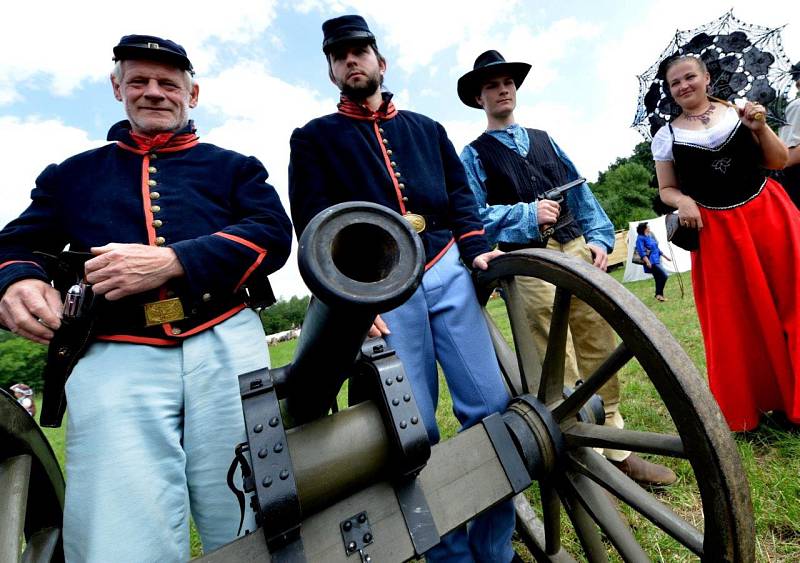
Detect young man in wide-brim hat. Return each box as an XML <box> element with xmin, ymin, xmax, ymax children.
<box><xmin>289</xmin><ymin>15</ymin><xmax>519</xmax><ymax>563</ymax></box>
<box><xmin>458</xmin><ymin>49</ymin><xmax>678</xmax><ymax>486</ymax></box>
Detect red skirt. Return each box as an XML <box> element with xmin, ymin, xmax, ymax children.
<box><xmin>692</xmin><ymin>178</ymin><xmax>800</xmax><ymax>431</ymax></box>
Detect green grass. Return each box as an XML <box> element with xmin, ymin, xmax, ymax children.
<box><xmin>30</xmin><ymin>273</ymin><xmax>800</xmax><ymax>560</ymax></box>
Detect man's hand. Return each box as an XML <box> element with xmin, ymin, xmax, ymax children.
<box><xmin>472</xmin><ymin>249</ymin><xmax>504</xmax><ymax>271</ymax></box>
<box><xmin>536</xmin><ymin>199</ymin><xmax>560</xmax><ymax>226</ymax></box>
<box><xmin>85</xmin><ymin>243</ymin><xmax>184</xmax><ymax>301</ymax></box>
<box><xmin>586</xmin><ymin>243</ymin><xmax>608</xmax><ymax>271</ymax></box>
<box><xmin>368</xmin><ymin>314</ymin><xmax>390</xmax><ymax>338</ymax></box>
<box><xmin>0</xmin><ymin>279</ymin><xmax>62</xmax><ymax>344</ymax></box>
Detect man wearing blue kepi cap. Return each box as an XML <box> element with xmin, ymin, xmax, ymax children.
<box><xmin>289</xmin><ymin>15</ymin><xmax>519</xmax><ymax>563</ymax></box>
<box><xmin>0</xmin><ymin>34</ymin><xmax>292</xmax><ymax>561</ymax></box>
<box><xmin>458</xmin><ymin>50</ymin><xmax>677</xmax><ymax>486</ymax></box>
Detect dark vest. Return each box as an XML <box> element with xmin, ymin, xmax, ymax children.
<box><xmin>670</xmin><ymin>121</ymin><xmax>766</xmax><ymax>209</ymax></box>
<box><xmin>470</xmin><ymin>128</ymin><xmax>582</xmax><ymax>249</ymax></box>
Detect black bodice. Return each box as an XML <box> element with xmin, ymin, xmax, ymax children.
<box><xmin>671</xmin><ymin>120</ymin><xmax>766</xmax><ymax>209</ymax></box>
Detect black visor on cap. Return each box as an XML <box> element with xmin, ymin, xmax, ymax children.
<box><xmin>113</xmin><ymin>34</ymin><xmax>194</xmax><ymax>74</ymax></box>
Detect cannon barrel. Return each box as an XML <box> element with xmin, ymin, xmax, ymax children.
<box><xmin>279</xmin><ymin>202</ymin><xmax>424</xmax><ymax>426</ymax></box>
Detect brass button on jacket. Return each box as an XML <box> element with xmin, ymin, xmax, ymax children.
<box><xmin>155</xmin><ymin>236</ymin><xmax>166</xmax><ymax>246</ymax></box>
<box><xmin>148</xmin><ymin>166</ymin><xmax>157</xmax><ymax>173</ymax></box>
<box><xmin>151</xmin><ymin>205</ymin><xmax>161</xmax><ymax>213</ymax></box>
<box><xmin>150</xmin><ymin>192</ymin><xmax>160</xmax><ymax>200</ymax></box>
<box><xmin>171</xmin><ymin>327</ymin><xmax>182</xmax><ymax>335</ymax></box>
<box><xmin>148</xmin><ymin>179</ymin><xmax>157</xmax><ymax>187</ymax></box>
<box><xmin>398</xmin><ymin>183</ymin><xmax>406</xmax><ymax>190</ymax></box>
<box><xmin>202</xmin><ymin>293</ymin><xmax>212</xmax><ymax>302</ymax></box>
<box><xmin>152</xmin><ymin>219</ymin><xmax>163</xmax><ymax>228</ymax></box>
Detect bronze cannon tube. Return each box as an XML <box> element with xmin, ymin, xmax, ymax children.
<box><xmin>286</xmin><ymin>400</ymin><xmax>390</xmax><ymax>515</ymax></box>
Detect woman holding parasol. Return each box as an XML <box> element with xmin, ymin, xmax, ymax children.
<box><xmin>652</xmin><ymin>54</ymin><xmax>800</xmax><ymax>432</ymax></box>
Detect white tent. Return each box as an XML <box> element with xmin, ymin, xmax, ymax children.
<box><xmin>622</xmin><ymin>215</ymin><xmax>692</xmax><ymax>283</ymax></box>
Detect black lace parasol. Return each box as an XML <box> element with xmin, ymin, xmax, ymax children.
<box><xmin>632</xmin><ymin>10</ymin><xmax>795</xmax><ymax>140</ymax></box>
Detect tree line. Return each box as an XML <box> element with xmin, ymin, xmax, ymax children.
<box><xmin>588</xmin><ymin>141</ymin><xmax>668</xmax><ymax>230</ymax></box>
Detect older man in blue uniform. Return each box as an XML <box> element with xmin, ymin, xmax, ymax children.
<box><xmin>289</xmin><ymin>15</ymin><xmax>518</xmax><ymax>563</ymax></box>
<box><xmin>0</xmin><ymin>35</ymin><xmax>292</xmax><ymax>561</ymax></box>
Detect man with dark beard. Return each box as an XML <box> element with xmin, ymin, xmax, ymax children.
<box><xmin>288</xmin><ymin>15</ymin><xmax>519</xmax><ymax>563</ymax></box>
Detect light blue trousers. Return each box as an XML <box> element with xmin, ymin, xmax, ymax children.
<box><xmin>381</xmin><ymin>245</ymin><xmax>515</xmax><ymax>563</ymax></box>
<box><xmin>64</xmin><ymin>309</ymin><xmax>266</xmax><ymax>562</ymax></box>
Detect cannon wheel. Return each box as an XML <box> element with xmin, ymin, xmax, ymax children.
<box><xmin>474</xmin><ymin>250</ymin><xmax>754</xmax><ymax>562</ymax></box>
<box><xmin>0</xmin><ymin>389</ymin><xmax>64</xmax><ymax>562</ymax></box>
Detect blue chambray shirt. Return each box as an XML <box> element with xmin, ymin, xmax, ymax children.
<box><xmin>459</xmin><ymin>124</ymin><xmax>615</xmax><ymax>252</ymax></box>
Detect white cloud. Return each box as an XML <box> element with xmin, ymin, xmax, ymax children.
<box><xmin>0</xmin><ymin>0</ymin><xmax>279</xmax><ymax>103</ymax></box>
<box><xmin>0</xmin><ymin>117</ymin><xmax>104</xmax><ymax>227</ymax></box>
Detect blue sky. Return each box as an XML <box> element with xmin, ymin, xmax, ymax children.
<box><xmin>1</xmin><ymin>0</ymin><xmax>798</xmax><ymax>298</ymax></box>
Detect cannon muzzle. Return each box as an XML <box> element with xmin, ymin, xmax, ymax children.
<box><xmin>280</xmin><ymin>202</ymin><xmax>424</xmax><ymax>425</ymax></box>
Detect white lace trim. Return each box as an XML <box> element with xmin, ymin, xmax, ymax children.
<box><xmin>651</xmin><ymin>107</ymin><xmax>740</xmax><ymax>161</ymax></box>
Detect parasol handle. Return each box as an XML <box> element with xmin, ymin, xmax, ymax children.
<box><xmin>708</xmin><ymin>95</ymin><xmax>765</xmax><ymax>121</ymax></box>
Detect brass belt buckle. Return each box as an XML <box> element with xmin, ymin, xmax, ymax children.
<box><xmin>402</xmin><ymin>212</ymin><xmax>426</xmax><ymax>233</ymax></box>
<box><xmin>144</xmin><ymin>297</ymin><xmax>186</xmax><ymax>327</ymax></box>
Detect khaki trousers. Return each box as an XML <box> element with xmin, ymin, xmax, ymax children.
<box><xmin>515</xmin><ymin>236</ymin><xmax>629</xmax><ymax>461</ymax></box>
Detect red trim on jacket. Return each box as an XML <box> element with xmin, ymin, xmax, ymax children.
<box><xmin>163</xmin><ymin>303</ymin><xmax>247</xmax><ymax>339</ymax></box>
<box><xmin>235</xmin><ymin>253</ymin><xmax>266</xmax><ymax>291</ymax></box>
<box><xmin>96</xmin><ymin>304</ymin><xmax>247</xmax><ymax>345</ymax></box>
<box><xmin>214</xmin><ymin>232</ymin><xmax>267</xmax><ymax>253</ymax></box>
<box><xmin>425</xmin><ymin>238</ymin><xmax>455</xmax><ymax>271</ymax></box>
<box><xmin>372</xmin><ymin>121</ymin><xmax>407</xmax><ymax>214</ymax></box>
<box><xmin>213</xmin><ymin>232</ymin><xmax>268</xmax><ymax>290</ymax></box>
<box><xmin>0</xmin><ymin>260</ymin><xmax>44</xmax><ymax>271</ymax></box>
<box><xmin>458</xmin><ymin>228</ymin><xmax>485</xmax><ymax>241</ymax></box>
<box><xmin>141</xmin><ymin>155</ymin><xmax>156</xmax><ymax>246</ymax></box>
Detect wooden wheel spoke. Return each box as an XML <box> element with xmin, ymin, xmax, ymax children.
<box><xmin>552</xmin><ymin>343</ymin><xmax>633</xmax><ymax>423</ymax></box>
<box><xmin>0</xmin><ymin>454</ymin><xmax>32</xmax><ymax>561</ymax></box>
<box><xmin>513</xmin><ymin>494</ymin><xmax>579</xmax><ymax>563</ymax></box>
<box><xmin>557</xmin><ymin>489</ymin><xmax>610</xmax><ymax>563</ymax></box>
<box><xmin>564</xmin><ymin>423</ymin><xmax>686</xmax><ymax>458</ymax></box>
<box><xmin>569</xmin><ymin>449</ymin><xmax>704</xmax><ymax>556</ymax></box>
<box><xmin>539</xmin><ymin>287</ymin><xmax>572</xmax><ymax>404</ymax></box>
<box><xmin>500</xmin><ymin>277</ymin><xmax>542</xmax><ymax>394</ymax></box>
<box><xmin>483</xmin><ymin>309</ymin><xmax>524</xmax><ymax>396</ymax></box>
<box><xmin>540</xmin><ymin>480</ymin><xmax>562</xmax><ymax>554</ymax></box>
<box><xmin>563</xmin><ymin>471</ymin><xmax>649</xmax><ymax>562</ymax></box>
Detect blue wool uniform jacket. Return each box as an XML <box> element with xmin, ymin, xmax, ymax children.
<box><xmin>288</xmin><ymin>97</ymin><xmax>490</xmax><ymax>267</ymax></box>
<box><xmin>0</xmin><ymin>121</ymin><xmax>292</xmax><ymax>344</ymax></box>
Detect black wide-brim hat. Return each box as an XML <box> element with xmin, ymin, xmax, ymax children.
<box><xmin>322</xmin><ymin>15</ymin><xmax>376</xmax><ymax>54</ymax></box>
<box><xmin>113</xmin><ymin>34</ymin><xmax>194</xmax><ymax>75</ymax></box>
<box><xmin>458</xmin><ymin>50</ymin><xmax>531</xmax><ymax>108</ymax></box>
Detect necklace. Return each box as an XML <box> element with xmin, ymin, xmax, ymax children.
<box><xmin>684</xmin><ymin>103</ymin><xmax>715</xmax><ymax>126</ymax></box>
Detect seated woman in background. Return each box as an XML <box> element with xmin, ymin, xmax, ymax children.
<box><xmin>635</xmin><ymin>222</ymin><xmax>671</xmax><ymax>302</ymax></box>
<box><xmin>652</xmin><ymin>55</ymin><xmax>800</xmax><ymax>432</ymax></box>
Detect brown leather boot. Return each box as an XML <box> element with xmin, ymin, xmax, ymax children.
<box><xmin>611</xmin><ymin>453</ymin><xmax>677</xmax><ymax>486</ymax></box>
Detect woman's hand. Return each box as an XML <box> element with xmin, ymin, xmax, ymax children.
<box><xmin>738</xmin><ymin>101</ymin><xmax>767</xmax><ymax>132</ymax></box>
<box><xmin>676</xmin><ymin>196</ymin><xmax>703</xmax><ymax>230</ymax></box>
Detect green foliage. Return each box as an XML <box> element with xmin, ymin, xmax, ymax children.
<box><xmin>259</xmin><ymin>295</ymin><xmax>310</xmax><ymax>334</ymax></box>
<box><xmin>0</xmin><ymin>335</ymin><xmax>47</xmax><ymax>391</ymax></box>
<box><xmin>590</xmin><ymin>140</ymin><xmax>663</xmax><ymax>229</ymax></box>
<box><xmin>590</xmin><ymin>161</ymin><xmax>657</xmax><ymax>229</ymax></box>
